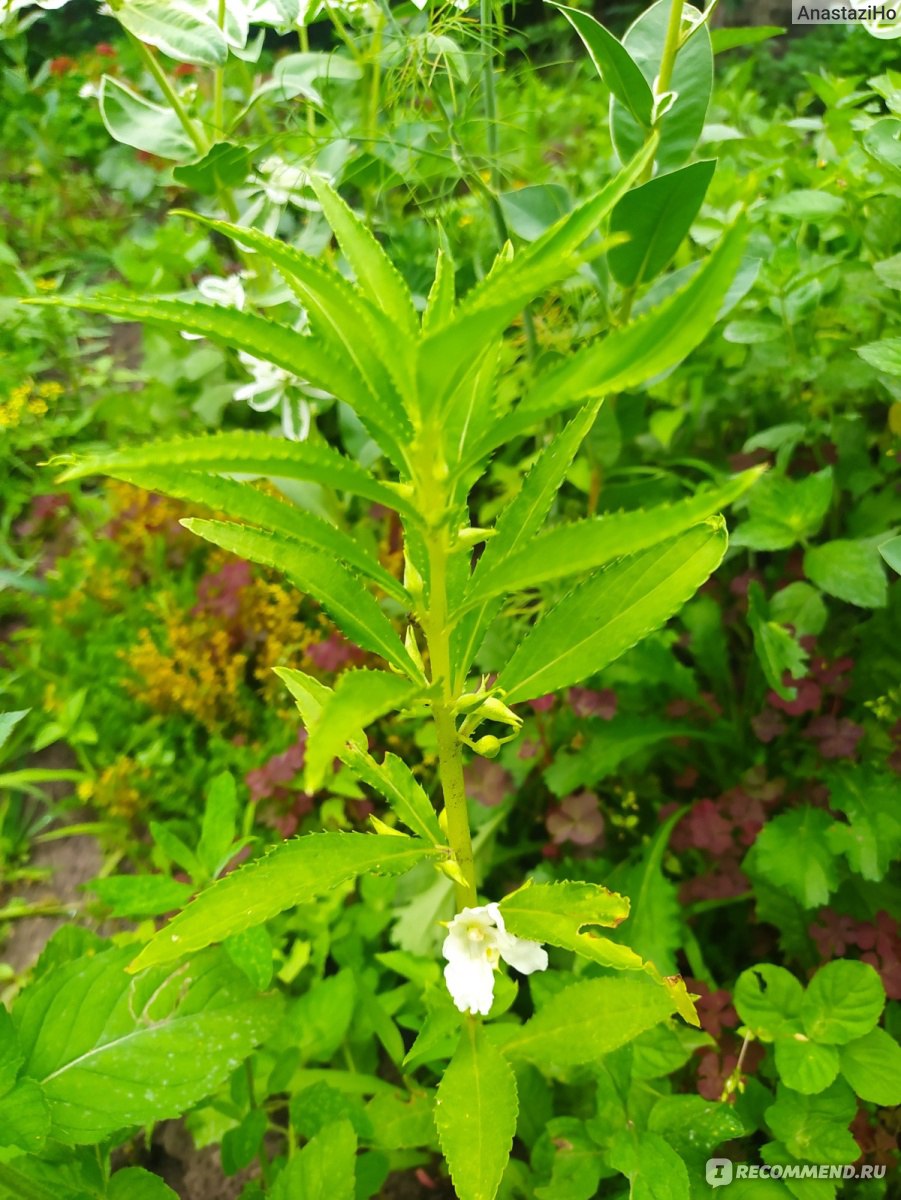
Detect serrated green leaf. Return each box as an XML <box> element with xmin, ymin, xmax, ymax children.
<box><xmin>422</xmin><ymin>248</ymin><xmax>456</xmax><ymax>332</ymax></box>
<box><xmin>453</xmin><ymin>403</ymin><xmax>601</xmax><ymax>686</ymax></box>
<box><xmin>803</xmin><ymin>539</ymin><xmax>888</xmax><ymax>609</ymax></box>
<box><xmin>734</xmin><ymin>964</ymin><xmax>804</xmax><ymax>1041</ymax></box>
<box><xmin>774</xmin><ymin>1038</ymin><xmax>840</xmax><ymax>1095</ymax></box>
<box><xmin>825</xmin><ymin>768</ymin><xmax>901</xmax><ymax>882</ymax></box>
<box><xmin>347</xmin><ymin>751</ymin><xmax>443</xmax><ymax>845</ymax></box>
<box><xmin>129</xmin><ymin>833</ymin><xmax>443</xmax><ymax>971</ymax></box>
<box><xmin>504</xmin><ymin>975</ymin><xmax>681</xmax><ymax>1066</ymax></box>
<box><xmin>28</xmin><ymin>295</ymin><xmax>369</xmax><ymax>418</ymax></box>
<box><xmin>471</xmin><ymin>222</ymin><xmax>746</xmax><ymax>458</ymax></box>
<box><xmin>460</xmin><ymin>469</ymin><xmax>760</xmax><ymax>612</ymax></box>
<box><xmin>746</xmin><ymin>808</ymin><xmax>839</xmax><ymax>909</ymax></box>
<box><xmin>435</xmin><ymin>1023</ymin><xmax>517</xmax><ymax>1200</ymax></box>
<box><xmin>499</xmin><ymin>879</ymin><xmax>640</xmax><ymax>968</ymax></box>
<box><xmin>182</xmin><ymin>519</ymin><xmax>417</xmax><ymax>676</ymax></box>
<box><xmin>0</xmin><ymin>710</ymin><xmax>29</xmax><ymax>753</ymax></box>
<box><xmin>732</xmin><ymin>469</ymin><xmax>833</xmax><ymax>551</ymax></box>
<box><xmin>801</xmin><ymin>960</ymin><xmax>884</xmax><ymax>1045</ymax></box>
<box><xmin>497</xmin><ymin>521</ymin><xmax>727</xmax><ymax>703</ymax></box>
<box><xmin>12</xmin><ymin>947</ymin><xmax>280</xmax><ymax>1144</ymax></box>
<box><xmin>839</xmin><ymin>1027</ymin><xmax>901</xmax><ymax>1105</ymax></box>
<box><xmin>310</xmin><ymin>177</ymin><xmax>417</xmax><ymax>337</ymax></box>
<box><xmin>555</xmin><ymin>4</ymin><xmax>653</xmax><ymax>126</ymax></box>
<box><xmin>305</xmin><ymin>670</ymin><xmax>421</xmax><ymax>791</ymax></box>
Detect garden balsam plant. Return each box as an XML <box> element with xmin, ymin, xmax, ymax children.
<box><xmin>20</xmin><ymin>172</ymin><xmax>759</xmax><ymax>1197</ymax></box>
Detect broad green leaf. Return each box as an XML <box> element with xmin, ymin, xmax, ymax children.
<box><xmin>497</xmin><ymin>521</ymin><xmax>727</xmax><ymax>703</ymax></box>
<box><xmin>30</xmin><ymin>297</ymin><xmax>372</xmax><ymax>421</ymax></box>
<box><xmin>498</xmin><ymin>184</ymin><xmax>571</xmax><ymax>241</ymax></box>
<box><xmin>129</xmin><ymin>833</ymin><xmax>444</xmax><ymax>970</ymax></box>
<box><xmin>116</xmin><ymin>0</ymin><xmax>227</xmax><ymax>67</ymax></box>
<box><xmin>56</xmin><ymin>431</ymin><xmax>411</xmax><ymax>515</ymax></box>
<box><xmin>647</xmin><ymin>1094</ymin><xmax>746</xmax><ymax>1155</ymax></box>
<box><xmin>453</xmin><ymin>403</ymin><xmax>601</xmax><ymax>685</ymax></box>
<box><xmin>747</xmin><ymin>582</ymin><xmax>808</xmax><ymax>701</ymax></box>
<box><xmin>182</xmin><ymin>519</ymin><xmax>417</xmax><ymax>676</ymax></box>
<box><xmin>745</xmin><ymin>808</ymin><xmax>838</xmax><ymax>909</ymax></box>
<box><xmin>764</xmin><ymin>1081</ymin><xmax>858</xmax><ymax>1165</ymax></box>
<box><xmin>108</xmin><ymin>1168</ymin><xmax>179</xmax><ymax>1200</ymax></box>
<box><xmin>801</xmin><ymin>960</ymin><xmax>884</xmax><ymax>1045</ymax></box>
<box><xmin>271</xmin><ymin>1119</ymin><xmax>357</xmax><ymax>1200</ymax></box>
<box><xmin>172</xmin><ymin>141</ymin><xmax>253</xmax><ymax>195</ymax></box>
<box><xmin>612</xmin><ymin>0</ymin><xmax>713</xmax><ymax>172</ymax></box>
<box><xmin>609</xmin><ymin>160</ymin><xmax>715</xmax><ymax>288</ymax></box>
<box><xmin>731</xmin><ymin>469</ymin><xmax>833</xmax><ymax>551</ymax></box>
<box><xmin>98</xmin><ymin>76</ymin><xmax>195</xmax><ymax>161</ymax></box>
<box><xmin>774</xmin><ymin>1039</ymin><xmax>840</xmax><ymax>1095</ymax></box>
<box><xmin>89</xmin><ymin>875</ymin><xmax>194</xmax><ymax>918</ymax></box>
<box><xmin>769</xmin><ymin>581</ymin><xmax>827</xmax><ymax>636</ymax></box>
<box><xmin>825</xmin><ymin>768</ymin><xmax>901</xmax><ymax>882</ymax></box>
<box><xmin>93</xmin><ymin>466</ymin><xmax>408</xmax><ymax>600</ymax></box>
<box><xmin>13</xmin><ymin>947</ymin><xmax>281</xmax><ymax>1144</ymax></box>
<box><xmin>0</xmin><ymin>1080</ymin><xmax>49</xmax><ymax>1153</ymax></box>
<box><xmin>472</xmin><ymin>222</ymin><xmax>746</xmax><ymax>457</ymax></box>
<box><xmin>459</xmin><ymin>469</ymin><xmax>761</xmax><ymax>612</ymax></box>
<box><xmin>179</xmin><ymin>214</ymin><xmax>414</xmax><ymax>457</ymax></box>
<box><xmin>504</xmin><ymin>975</ymin><xmax>682</xmax><ymax>1066</ymax></box>
<box><xmin>555</xmin><ymin>4</ymin><xmax>653</xmax><ymax>126</ymax></box>
<box><xmin>803</xmin><ymin>539</ymin><xmax>888</xmax><ymax>608</ymax></box>
<box><xmin>435</xmin><ymin>1023</ymin><xmax>518</xmax><ymax>1200</ymax></box>
<box><xmin>499</xmin><ymin>880</ymin><xmax>642</xmax><ymax>970</ymax></box>
<box><xmin>857</xmin><ymin>336</ymin><xmax>901</xmax><ymax>376</ymax></box>
<box><xmin>734</xmin><ymin>965</ymin><xmax>804</xmax><ymax>1041</ymax></box>
<box><xmin>198</xmin><ymin>772</ymin><xmax>238</xmax><ymax>879</ymax></box>
<box><xmin>305</xmin><ymin>670</ymin><xmax>422</xmax><ymax>791</ymax></box>
<box><xmin>310</xmin><ymin>177</ymin><xmax>417</xmax><ymax>337</ymax></box>
<box><xmin>839</xmin><ymin>1028</ymin><xmax>901</xmax><ymax>1105</ymax></box>
<box><xmin>711</xmin><ymin>24</ymin><xmax>785</xmax><ymax>51</ymax></box>
<box><xmin>607</xmin><ymin>1130</ymin><xmax>690</xmax><ymax>1200</ymax></box>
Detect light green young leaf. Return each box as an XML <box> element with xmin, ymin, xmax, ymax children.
<box><xmin>347</xmin><ymin>752</ymin><xmax>443</xmax><ymax>845</ymax></box>
<box><xmin>129</xmin><ymin>833</ymin><xmax>444</xmax><ymax>971</ymax></box>
<box><xmin>801</xmin><ymin>960</ymin><xmax>884</xmax><ymax>1046</ymax></box>
<box><xmin>271</xmin><ymin>1119</ymin><xmax>357</xmax><ymax>1200</ymax></box>
<box><xmin>453</xmin><ymin>403</ymin><xmax>601</xmax><ymax>685</ymax></box>
<box><xmin>435</xmin><ymin>1023</ymin><xmax>518</xmax><ymax>1200</ymax></box>
<box><xmin>499</xmin><ymin>880</ymin><xmax>639</xmax><ymax>969</ymax></box>
<box><xmin>764</xmin><ymin>1081</ymin><xmax>858</xmax><ymax>1165</ymax></box>
<box><xmin>554</xmin><ymin>4</ymin><xmax>653</xmax><ymax>126</ymax></box>
<box><xmin>182</xmin><ymin>520</ymin><xmax>418</xmax><ymax>676</ymax></box>
<box><xmin>731</xmin><ymin>468</ymin><xmax>833</xmax><ymax>551</ymax></box>
<box><xmin>98</xmin><ymin>77</ymin><xmax>196</xmax><ymax>160</ymax></box>
<box><xmin>310</xmin><ymin>177</ymin><xmax>418</xmax><ymax>337</ymax></box>
<box><xmin>55</xmin><ymin>431</ymin><xmax>413</xmax><ymax>516</ymax></box>
<box><xmin>745</xmin><ymin>808</ymin><xmax>838</xmax><ymax>909</ymax></box>
<box><xmin>0</xmin><ymin>710</ymin><xmax>29</xmax><ymax>753</ymax></box>
<box><xmin>29</xmin><ymin>295</ymin><xmax>370</xmax><ymax>417</ymax></box>
<box><xmin>504</xmin><ymin>974</ymin><xmax>682</xmax><ymax>1066</ymax></box>
<box><xmin>839</xmin><ymin>1028</ymin><xmax>901</xmax><ymax>1105</ymax></box>
<box><xmin>471</xmin><ymin>222</ymin><xmax>746</xmax><ymax>458</ymax></box>
<box><xmin>13</xmin><ymin>947</ymin><xmax>281</xmax><ymax>1144</ymax></box>
<box><xmin>108</xmin><ymin>467</ymin><xmax>407</xmax><ymax>601</ymax></box>
<box><xmin>774</xmin><ymin>1040</ymin><xmax>840</xmax><ymax>1095</ymax></box>
<box><xmin>117</xmin><ymin>0</ymin><xmax>228</xmax><ymax>67</ymax></box>
<box><xmin>305</xmin><ymin>670</ymin><xmax>422</xmax><ymax>792</ymax></box>
<box><xmin>734</xmin><ymin>964</ymin><xmax>804</xmax><ymax>1041</ymax></box>
<box><xmin>422</xmin><ymin>248</ymin><xmax>456</xmax><ymax>332</ymax></box>
<box><xmin>460</xmin><ymin>469</ymin><xmax>761</xmax><ymax>612</ymax></box>
<box><xmin>497</xmin><ymin>521</ymin><xmax>727</xmax><ymax>703</ymax></box>
<box><xmin>609</xmin><ymin>160</ymin><xmax>716</xmax><ymax>288</ymax></box>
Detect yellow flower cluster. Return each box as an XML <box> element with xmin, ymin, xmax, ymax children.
<box><xmin>248</xmin><ymin>579</ymin><xmax>317</xmax><ymax>697</ymax></box>
<box><xmin>84</xmin><ymin>757</ymin><xmax>149</xmax><ymax>821</ymax></box>
<box><xmin>0</xmin><ymin>379</ymin><xmax>63</xmax><ymax>428</ymax></box>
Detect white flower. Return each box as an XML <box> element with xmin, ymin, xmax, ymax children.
<box><xmin>182</xmin><ymin>274</ymin><xmax>246</xmax><ymax>341</ymax></box>
<box><xmin>256</xmin><ymin>156</ymin><xmax>314</xmax><ymax>208</ymax></box>
<box><xmin>442</xmin><ymin>902</ymin><xmax>547</xmax><ymax>1016</ymax></box>
<box><xmin>234</xmin><ymin>352</ymin><xmax>314</xmax><ymax>440</ymax></box>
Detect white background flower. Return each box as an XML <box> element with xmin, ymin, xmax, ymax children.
<box><xmin>442</xmin><ymin>902</ymin><xmax>547</xmax><ymax>1016</ymax></box>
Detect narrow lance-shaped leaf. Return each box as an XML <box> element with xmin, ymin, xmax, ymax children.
<box><xmin>434</xmin><ymin>1023</ymin><xmax>518</xmax><ymax>1200</ymax></box>
<box><xmin>310</xmin><ymin>176</ymin><xmax>418</xmax><ymax>337</ymax></box>
<box><xmin>275</xmin><ymin>667</ymin><xmax>443</xmax><ymax>844</ymax></box>
<box><xmin>55</xmin><ymin>431</ymin><xmax>415</xmax><ymax>516</ymax></box>
<box><xmin>554</xmin><ymin>4</ymin><xmax>654</xmax><ymax>127</ymax></box>
<box><xmin>458</xmin><ymin>467</ymin><xmax>763</xmax><ymax>612</ymax></box>
<box><xmin>496</xmin><ymin>520</ymin><xmax>728</xmax><ymax>702</ymax></box>
<box><xmin>25</xmin><ymin>296</ymin><xmax>369</xmax><ymax>412</ymax></box>
<box><xmin>129</xmin><ymin>833</ymin><xmax>445</xmax><ymax>971</ymax></box>
<box><xmin>452</xmin><ymin>403</ymin><xmax>601</xmax><ymax>687</ymax></box>
<box><xmin>422</xmin><ymin>248</ymin><xmax>456</xmax><ymax>332</ymax></box>
<box><xmin>304</xmin><ymin>670</ymin><xmax>423</xmax><ymax>792</ymax></box>
<box><xmin>110</xmin><ymin>466</ymin><xmax>410</xmax><ymax>603</ymax></box>
<box><xmin>468</xmin><ymin>221</ymin><xmax>747</xmax><ymax>461</ymax></box>
<box><xmin>182</xmin><ymin>519</ymin><xmax>419</xmax><ymax>677</ymax></box>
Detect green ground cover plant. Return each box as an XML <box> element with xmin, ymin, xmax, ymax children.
<box><xmin>0</xmin><ymin>1</ymin><xmax>899</xmax><ymax>1197</ymax></box>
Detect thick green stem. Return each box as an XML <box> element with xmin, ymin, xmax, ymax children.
<box><xmin>127</xmin><ymin>33</ymin><xmax>208</xmax><ymax>156</ymax></box>
<box><xmin>657</xmin><ymin>0</ymin><xmax>685</xmax><ymax>98</ymax></box>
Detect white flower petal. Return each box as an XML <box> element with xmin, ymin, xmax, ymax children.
<box><xmin>444</xmin><ymin>956</ymin><xmax>496</xmax><ymax>1016</ymax></box>
<box><xmin>497</xmin><ymin>932</ymin><xmax>548</xmax><ymax>976</ymax></box>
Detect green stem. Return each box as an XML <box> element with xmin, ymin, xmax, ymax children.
<box><xmin>127</xmin><ymin>33</ymin><xmax>208</xmax><ymax>157</ymax></box>
<box><xmin>479</xmin><ymin>0</ymin><xmax>500</xmax><ymax>194</ymax></box>
<box><xmin>365</xmin><ymin>10</ymin><xmax>384</xmax><ymax>152</ymax></box>
<box><xmin>213</xmin><ymin>0</ymin><xmax>226</xmax><ymax>133</ymax></box>
<box><xmin>299</xmin><ymin>23</ymin><xmax>316</xmax><ymax>137</ymax></box>
<box><xmin>657</xmin><ymin>0</ymin><xmax>684</xmax><ymax>99</ymax></box>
